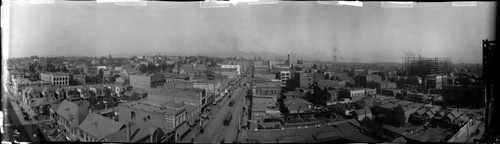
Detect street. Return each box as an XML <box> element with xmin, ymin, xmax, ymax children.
<box><xmin>2</xmin><ymin>89</ymin><xmax>42</xmax><ymax>142</ymax></box>
<box><xmin>192</xmin><ymin>77</ymin><xmax>249</xmax><ymax>143</ymax></box>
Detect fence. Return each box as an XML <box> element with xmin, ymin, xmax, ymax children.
<box><xmin>447</xmin><ymin>119</ymin><xmax>473</xmax><ymax>142</ymax></box>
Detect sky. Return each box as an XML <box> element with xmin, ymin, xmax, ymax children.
<box><xmin>5</xmin><ymin>1</ymin><xmax>496</xmax><ymax>63</ymax></box>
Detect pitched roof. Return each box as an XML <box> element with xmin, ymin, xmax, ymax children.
<box><xmin>56</xmin><ymin>100</ymin><xmax>89</xmax><ymax>125</ymax></box>
<box><xmin>50</xmin><ymin>103</ymin><xmax>61</xmax><ymax>112</ymax></box>
<box><xmin>30</xmin><ymin>98</ymin><xmax>52</xmax><ymax>107</ymax></box>
<box><xmin>446</xmin><ymin>114</ymin><xmax>456</xmax><ymax>121</ymax></box>
<box><xmin>382</xmin><ymin>124</ymin><xmax>405</xmax><ymax>134</ymax></box>
<box><xmin>354</xmin><ymin>107</ymin><xmax>372</xmax><ymax>115</ymax></box>
<box><xmin>425</xmin><ymin>111</ymin><xmax>435</xmax><ymax>118</ymax></box>
<box><xmin>392</xmin><ymin>136</ymin><xmax>408</xmax><ymax>143</ymax></box>
<box><xmin>180</xmin><ymin>64</ymin><xmax>199</xmax><ymax>74</ymax></box>
<box><xmin>450</xmin><ymin>110</ymin><xmax>460</xmax><ymax>117</ymax></box>
<box><xmin>104</xmin><ymin>123</ymin><xmax>151</xmax><ymax>143</ymax></box>
<box><xmin>79</xmin><ymin>112</ymin><xmax>125</xmax><ymax>140</ymax></box>
<box><xmin>415</xmin><ymin>109</ymin><xmax>426</xmax><ymax>116</ymax></box>
<box><xmin>430</xmin><ymin>106</ymin><xmax>440</xmax><ymax>113</ymax></box>
<box><xmin>123</xmin><ymin>67</ymin><xmax>138</xmax><ymax>75</ymax></box>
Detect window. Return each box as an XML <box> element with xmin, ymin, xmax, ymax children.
<box><xmin>131</xmin><ymin>111</ymin><xmax>136</xmax><ymax>120</ymax></box>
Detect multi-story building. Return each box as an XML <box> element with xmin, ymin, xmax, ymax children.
<box><xmin>252</xmin><ymin>82</ymin><xmax>282</xmax><ymax>96</ymax></box>
<box><xmin>147</xmin><ymin>88</ymin><xmax>206</xmax><ymax>116</ymax></box>
<box><xmin>40</xmin><ymin>72</ymin><xmax>70</xmax><ymax>85</ymax></box>
<box><xmin>372</xmin><ymin>99</ymin><xmax>424</xmax><ymax>127</ymax></box>
<box><xmin>9</xmin><ymin>70</ymin><xmax>25</xmax><ymax>82</ymax></box>
<box><xmin>130</xmin><ymin>73</ymin><xmax>165</xmax><ymax>90</ymax></box>
<box><xmin>355</xmin><ymin>74</ymin><xmax>382</xmax><ymax>88</ymax></box>
<box><xmin>442</xmin><ymin>85</ymin><xmax>484</xmax><ymax>108</ymax></box>
<box><xmin>179</xmin><ymin>64</ymin><xmax>205</xmax><ymax>79</ymax></box>
<box><xmin>11</xmin><ymin>78</ymin><xmax>51</xmax><ymax>96</ymax></box>
<box><xmin>403</xmin><ymin>56</ymin><xmax>451</xmax><ymax>77</ymax></box>
<box><xmin>163</xmin><ymin>73</ymin><xmax>188</xmax><ymax>83</ymax></box>
<box><xmin>317</xmin><ymin>80</ymin><xmax>345</xmax><ymax>89</ymax></box>
<box><xmin>379</xmin><ymin>88</ymin><xmax>401</xmax><ymax>97</ymax></box>
<box><xmin>114</xmin><ymin>100</ymin><xmax>186</xmax><ymax>140</ymax></box>
<box><xmin>339</xmin><ymin>88</ymin><xmax>366</xmax><ymax>99</ymax></box>
<box><xmin>284</xmin><ymin>97</ymin><xmax>314</xmax><ymax>118</ymax></box>
<box><xmin>252</xmin><ymin>95</ymin><xmax>281</xmax><ymax>121</ymax></box>
<box><xmin>77</xmin><ymin>112</ymin><xmax>125</xmax><ymax>142</ymax></box>
<box><xmin>299</xmin><ymin>73</ymin><xmax>313</xmax><ymax>88</ymax></box>
<box><xmin>287</xmin><ymin>54</ymin><xmax>297</xmax><ymax>68</ymax></box>
<box><xmin>84</xmin><ymin>66</ymin><xmax>98</xmax><ymax>76</ymax></box>
<box><xmin>219</xmin><ymin>64</ymin><xmax>241</xmax><ymax>79</ymax></box>
<box><xmin>52</xmin><ymin>100</ymin><xmax>90</xmax><ymax>141</ymax></box>
<box><xmin>280</xmin><ymin>71</ymin><xmax>291</xmax><ymax>84</ymax></box>
<box><xmin>398</xmin><ymin>92</ymin><xmax>430</xmax><ymax>102</ymax></box>
<box><xmin>425</xmin><ymin>74</ymin><xmax>444</xmax><ymax>90</ymax></box>
<box><xmin>21</xmin><ymin>85</ymin><xmax>61</xmax><ymax>120</ymax></box>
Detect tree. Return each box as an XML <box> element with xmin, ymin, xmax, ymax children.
<box><xmin>392</xmin><ymin>105</ymin><xmax>406</xmax><ymax>127</ymax></box>
<box><xmin>305</xmin><ymin>83</ymin><xmax>330</xmax><ymax>106</ymax></box>
<box><xmin>354</xmin><ymin>100</ymin><xmax>366</xmax><ymax>109</ymax></box>
<box><xmin>28</xmin><ymin>63</ymin><xmax>36</xmax><ymax>73</ymax></box>
<box><xmin>61</xmin><ymin>66</ymin><xmax>69</xmax><ymax>73</ymax></box>
<box><xmin>284</xmin><ymin>75</ymin><xmax>299</xmax><ymax>91</ymax></box>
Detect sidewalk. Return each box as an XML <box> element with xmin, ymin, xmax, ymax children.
<box><xmin>7</xmin><ymin>97</ymin><xmax>41</xmax><ymax>142</ymax></box>
<box><xmin>452</xmin><ymin>120</ymin><xmax>482</xmax><ymax>142</ymax></box>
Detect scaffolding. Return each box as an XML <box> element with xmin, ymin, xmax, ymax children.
<box><xmin>483</xmin><ymin>39</ymin><xmax>498</xmax><ymax>143</ymax></box>
<box><xmin>402</xmin><ymin>56</ymin><xmax>451</xmax><ymax>77</ymax></box>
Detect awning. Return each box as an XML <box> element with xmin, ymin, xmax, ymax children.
<box><xmin>176</xmin><ymin>123</ymin><xmax>191</xmax><ymax>136</ymax></box>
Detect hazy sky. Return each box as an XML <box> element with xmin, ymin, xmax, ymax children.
<box><xmin>6</xmin><ymin>1</ymin><xmax>496</xmax><ymax>63</ymax></box>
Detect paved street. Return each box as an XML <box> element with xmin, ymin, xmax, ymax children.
<box><xmin>192</xmin><ymin>77</ymin><xmax>249</xmax><ymax>143</ymax></box>
<box><xmin>2</xmin><ymin>89</ymin><xmax>43</xmax><ymax>142</ymax></box>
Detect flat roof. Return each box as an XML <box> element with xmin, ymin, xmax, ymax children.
<box><xmin>147</xmin><ymin>88</ymin><xmax>202</xmax><ymax>104</ymax></box>
<box><xmin>252</xmin><ymin>96</ymin><xmax>278</xmax><ymax>111</ymax></box>
<box><xmin>247</xmin><ymin>122</ymin><xmax>377</xmax><ymax>143</ymax></box>
<box><xmin>41</xmin><ymin>72</ymin><xmax>70</xmax><ymax>76</ymax></box>
<box><xmin>284</xmin><ymin>98</ymin><xmax>312</xmax><ymax>111</ymax></box>
<box><xmin>120</xmin><ymin>100</ymin><xmax>183</xmax><ymax>116</ymax></box>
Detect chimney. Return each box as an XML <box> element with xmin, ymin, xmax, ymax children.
<box><xmin>127</xmin><ymin>121</ymin><xmax>131</xmax><ymax>142</ymax></box>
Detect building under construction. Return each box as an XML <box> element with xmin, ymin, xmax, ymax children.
<box><xmin>403</xmin><ymin>56</ymin><xmax>451</xmax><ymax>77</ymax></box>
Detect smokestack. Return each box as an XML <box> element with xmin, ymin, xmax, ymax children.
<box><xmin>288</xmin><ymin>54</ymin><xmax>291</xmax><ymax>67</ymax></box>
<box><xmin>127</xmin><ymin>121</ymin><xmax>131</xmax><ymax>142</ymax></box>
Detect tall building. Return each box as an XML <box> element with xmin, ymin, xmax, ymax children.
<box><xmin>130</xmin><ymin>73</ymin><xmax>165</xmax><ymax>90</ymax></box>
<box><xmin>299</xmin><ymin>73</ymin><xmax>313</xmax><ymax>88</ymax></box>
<box><xmin>287</xmin><ymin>53</ymin><xmax>297</xmax><ymax>68</ymax></box>
<box><xmin>280</xmin><ymin>71</ymin><xmax>291</xmax><ymax>84</ymax></box>
<box><xmin>220</xmin><ymin>64</ymin><xmax>241</xmax><ymax>79</ymax></box>
<box><xmin>403</xmin><ymin>56</ymin><xmax>451</xmax><ymax>77</ymax></box>
<box><xmin>424</xmin><ymin>74</ymin><xmax>444</xmax><ymax>90</ymax></box>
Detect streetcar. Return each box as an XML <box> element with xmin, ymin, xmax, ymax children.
<box><xmin>229</xmin><ymin>99</ymin><xmax>235</xmax><ymax>107</ymax></box>
<box><xmin>223</xmin><ymin>112</ymin><xmax>232</xmax><ymax>126</ymax></box>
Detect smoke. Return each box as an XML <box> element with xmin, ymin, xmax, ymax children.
<box><xmin>404</xmin><ymin>52</ymin><xmax>417</xmax><ymax>57</ymax></box>
<box><xmin>333</xmin><ymin>46</ymin><xmax>342</xmax><ymax>62</ymax></box>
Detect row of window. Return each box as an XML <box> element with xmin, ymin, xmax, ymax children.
<box><xmin>52</xmin><ymin>105</ymin><xmax>97</xmax><ymax>142</ymax></box>
<box><xmin>256</xmin><ymin>90</ymin><xmax>279</xmax><ymax>95</ymax></box>
<box><xmin>53</xmin><ymin>77</ymin><xmax>69</xmax><ymax>81</ymax></box>
<box><xmin>53</xmin><ymin>82</ymin><xmax>69</xmax><ymax>85</ymax></box>
<box><xmin>350</xmin><ymin>93</ymin><xmax>364</xmax><ymax>97</ymax></box>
